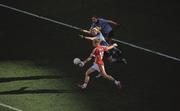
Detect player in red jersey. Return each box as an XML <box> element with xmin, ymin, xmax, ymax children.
<box><xmin>78</xmin><ymin>38</ymin><xmax>121</xmax><ymax>89</ymax></box>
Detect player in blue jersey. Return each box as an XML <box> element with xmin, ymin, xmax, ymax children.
<box><xmin>90</xmin><ymin>16</ymin><xmax>120</xmax><ymax>44</ymax></box>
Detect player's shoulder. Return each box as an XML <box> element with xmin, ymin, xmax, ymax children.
<box><xmin>96</xmin><ymin>45</ymin><xmax>106</xmax><ymax>51</ymax></box>
<box><xmin>93</xmin><ymin>46</ymin><xmax>100</xmax><ymax>51</ymax></box>
<box><xmin>99</xmin><ymin>18</ymin><xmax>108</xmax><ymax>22</ymax></box>
<box><xmin>93</xmin><ymin>47</ymin><xmax>98</xmax><ymax>52</ymax></box>
<box><xmin>99</xmin><ymin>18</ymin><xmax>105</xmax><ymax>21</ymax></box>
<box><xmin>99</xmin><ymin>45</ymin><xmax>106</xmax><ymax>48</ymax></box>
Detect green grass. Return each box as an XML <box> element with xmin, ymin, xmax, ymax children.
<box><xmin>0</xmin><ymin>60</ymin><xmax>127</xmax><ymax>111</ymax></box>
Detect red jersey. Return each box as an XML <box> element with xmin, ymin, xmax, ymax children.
<box><xmin>92</xmin><ymin>45</ymin><xmax>108</xmax><ymax>65</ymax></box>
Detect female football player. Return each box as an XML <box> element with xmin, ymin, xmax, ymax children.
<box><xmin>78</xmin><ymin>38</ymin><xmax>121</xmax><ymax>89</ymax></box>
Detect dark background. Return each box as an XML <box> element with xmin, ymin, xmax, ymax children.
<box><xmin>0</xmin><ymin>0</ymin><xmax>180</xmax><ymax>59</ymax></box>
<box><xmin>0</xmin><ymin>0</ymin><xmax>179</xmax><ymax>111</ymax></box>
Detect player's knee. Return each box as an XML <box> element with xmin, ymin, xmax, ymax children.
<box><xmin>85</xmin><ymin>71</ymin><xmax>90</xmax><ymax>76</ymax></box>
<box><xmin>108</xmin><ymin>57</ymin><xmax>113</xmax><ymax>63</ymax></box>
<box><xmin>100</xmin><ymin>72</ymin><xmax>108</xmax><ymax>78</ymax></box>
<box><xmin>102</xmin><ymin>75</ymin><xmax>109</xmax><ymax>79</ymax></box>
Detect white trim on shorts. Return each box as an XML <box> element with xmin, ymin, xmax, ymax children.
<box><xmin>91</xmin><ymin>63</ymin><xmax>100</xmax><ymax>72</ymax></box>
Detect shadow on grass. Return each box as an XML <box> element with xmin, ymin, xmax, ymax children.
<box><xmin>0</xmin><ymin>75</ymin><xmax>76</xmax><ymax>83</ymax></box>
<box><xmin>0</xmin><ymin>87</ymin><xmax>79</xmax><ymax>95</ymax></box>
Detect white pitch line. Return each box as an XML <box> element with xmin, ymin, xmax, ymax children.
<box><xmin>0</xmin><ymin>4</ymin><xmax>81</xmax><ymax>30</ymax></box>
<box><xmin>112</xmin><ymin>39</ymin><xmax>180</xmax><ymax>62</ymax></box>
<box><xmin>0</xmin><ymin>102</ymin><xmax>23</xmax><ymax>111</ymax></box>
<box><xmin>0</xmin><ymin>3</ymin><xmax>180</xmax><ymax>62</ymax></box>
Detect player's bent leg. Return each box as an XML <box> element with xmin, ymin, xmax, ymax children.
<box><xmin>98</xmin><ymin>64</ymin><xmax>122</xmax><ymax>88</ymax></box>
<box><xmin>106</xmin><ymin>50</ymin><xmax>123</xmax><ymax>64</ymax></box>
<box><xmin>78</xmin><ymin>67</ymin><xmax>96</xmax><ymax>89</ymax></box>
<box><xmin>107</xmin><ymin>56</ymin><xmax>113</xmax><ymax>63</ymax></box>
<box><xmin>111</xmin><ymin>48</ymin><xmax>127</xmax><ymax>64</ymax></box>
<box><xmin>106</xmin><ymin>36</ymin><xmax>113</xmax><ymax>45</ymax></box>
<box><xmin>85</xmin><ymin>67</ymin><xmax>96</xmax><ymax>83</ymax></box>
<box><xmin>98</xmin><ymin>64</ymin><xmax>114</xmax><ymax>80</ymax></box>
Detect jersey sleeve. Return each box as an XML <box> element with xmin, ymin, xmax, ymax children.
<box><xmin>99</xmin><ymin>18</ymin><xmax>108</xmax><ymax>23</ymax></box>
<box><xmin>90</xmin><ymin>23</ymin><xmax>96</xmax><ymax>29</ymax></box>
<box><xmin>102</xmin><ymin>46</ymin><xmax>108</xmax><ymax>52</ymax></box>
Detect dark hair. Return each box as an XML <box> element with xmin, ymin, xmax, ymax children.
<box><xmin>91</xmin><ymin>15</ymin><xmax>99</xmax><ymax>19</ymax></box>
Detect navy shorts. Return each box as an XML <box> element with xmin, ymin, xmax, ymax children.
<box><xmin>103</xmin><ymin>31</ymin><xmax>114</xmax><ymax>39</ymax></box>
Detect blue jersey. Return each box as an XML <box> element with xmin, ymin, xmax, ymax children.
<box><xmin>91</xmin><ymin>18</ymin><xmax>113</xmax><ymax>34</ymax></box>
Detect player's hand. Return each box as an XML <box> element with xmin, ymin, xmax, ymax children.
<box><xmin>116</xmin><ymin>23</ymin><xmax>120</xmax><ymax>25</ymax></box>
<box><xmin>79</xmin><ymin>61</ymin><xmax>85</xmax><ymax>67</ymax></box>
<box><xmin>82</xmin><ymin>29</ymin><xmax>90</xmax><ymax>33</ymax></box>
<box><xmin>80</xmin><ymin>29</ymin><xmax>86</xmax><ymax>32</ymax></box>
<box><xmin>80</xmin><ymin>29</ymin><xmax>84</xmax><ymax>32</ymax></box>
<box><xmin>114</xmin><ymin>22</ymin><xmax>121</xmax><ymax>27</ymax></box>
<box><xmin>79</xmin><ymin>29</ymin><xmax>83</xmax><ymax>32</ymax></box>
<box><xmin>79</xmin><ymin>35</ymin><xmax>84</xmax><ymax>39</ymax></box>
<box><xmin>113</xmin><ymin>43</ymin><xmax>118</xmax><ymax>47</ymax></box>
<box><xmin>114</xmin><ymin>22</ymin><xmax>120</xmax><ymax>26</ymax></box>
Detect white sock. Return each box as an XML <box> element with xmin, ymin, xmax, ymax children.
<box><xmin>82</xmin><ymin>83</ymin><xmax>87</xmax><ymax>88</ymax></box>
<box><xmin>114</xmin><ymin>80</ymin><xmax>119</xmax><ymax>85</ymax></box>
<box><xmin>112</xmin><ymin>58</ymin><xmax>117</xmax><ymax>62</ymax></box>
<box><xmin>96</xmin><ymin>74</ymin><xmax>102</xmax><ymax>78</ymax></box>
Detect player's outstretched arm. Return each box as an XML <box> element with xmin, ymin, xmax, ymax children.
<box><xmin>108</xmin><ymin>20</ymin><xmax>120</xmax><ymax>26</ymax></box>
<box><xmin>84</xmin><ymin>37</ymin><xmax>96</xmax><ymax>40</ymax></box>
<box><xmin>106</xmin><ymin>43</ymin><xmax>118</xmax><ymax>50</ymax></box>
<box><xmin>101</xmin><ymin>18</ymin><xmax>120</xmax><ymax>26</ymax></box>
<box><xmin>83</xmin><ymin>49</ymin><xmax>95</xmax><ymax>64</ymax></box>
<box><xmin>79</xmin><ymin>35</ymin><xmax>96</xmax><ymax>41</ymax></box>
<box><xmin>80</xmin><ymin>29</ymin><xmax>91</xmax><ymax>34</ymax></box>
<box><xmin>83</xmin><ymin>56</ymin><xmax>92</xmax><ymax>65</ymax></box>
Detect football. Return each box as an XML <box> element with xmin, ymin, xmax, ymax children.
<box><xmin>78</xmin><ymin>61</ymin><xmax>85</xmax><ymax>67</ymax></box>
<box><xmin>73</xmin><ymin>58</ymin><xmax>81</xmax><ymax>65</ymax></box>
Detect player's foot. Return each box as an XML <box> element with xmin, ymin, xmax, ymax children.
<box><xmin>121</xmin><ymin>58</ymin><xmax>127</xmax><ymax>64</ymax></box>
<box><xmin>78</xmin><ymin>84</ymin><xmax>87</xmax><ymax>89</ymax></box>
<box><xmin>115</xmin><ymin>81</ymin><xmax>122</xmax><ymax>89</ymax></box>
<box><xmin>95</xmin><ymin>74</ymin><xmax>102</xmax><ymax>78</ymax></box>
<box><xmin>115</xmin><ymin>58</ymin><xmax>127</xmax><ymax>64</ymax></box>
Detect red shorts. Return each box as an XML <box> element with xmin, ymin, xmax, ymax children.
<box><xmin>96</xmin><ymin>60</ymin><xmax>104</xmax><ymax>65</ymax></box>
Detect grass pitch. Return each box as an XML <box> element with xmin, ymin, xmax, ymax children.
<box><xmin>0</xmin><ymin>60</ymin><xmax>127</xmax><ymax>111</ymax></box>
